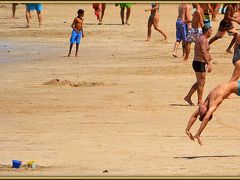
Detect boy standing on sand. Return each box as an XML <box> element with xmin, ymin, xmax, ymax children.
<box><xmin>67</xmin><ymin>9</ymin><xmax>84</xmax><ymax>57</ymax></box>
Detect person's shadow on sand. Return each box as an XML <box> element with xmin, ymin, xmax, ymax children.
<box><xmin>85</xmin><ymin>23</ymin><xmax>124</xmax><ymax>26</ymax></box>
<box><xmin>174</xmin><ymin>155</ymin><xmax>240</xmax><ymax>159</ymax></box>
<box><xmin>169</xmin><ymin>103</ymin><xmax>196</xmax><ymax>107</ymax></box>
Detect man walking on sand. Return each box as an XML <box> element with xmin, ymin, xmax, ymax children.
<box><xmin>115</xmin><ymin>3</ymin><xmax>132</xmax><ymax>25</ymax></box>
<box><xmin>186</xmin><ymin>80</ymin><xmax>240</xmax><ymax>145</ymax></box>
<box><xmin>172</xmin><ymin>3</ymin><xmax>192</xmax><ymax>59</ymax></box>
<box><xmin>208</xmin><ymin>3</ymin><xmax>240</xmax><ymax>54</ymax></box>
<box><xmin>184</xmin><ymin>25</ymin><xmax>213</xmax><ymax>106</ymax></box>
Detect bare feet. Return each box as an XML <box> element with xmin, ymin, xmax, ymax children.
<box><xmin>146</xmin><ymin>38</ymin><xmax>150</xmax><ymax>41</ymax></box>
<box><xmin>226</xmin><ymin>49</ymin><xmax>233</xmax><ymax>54</ymax></box>
<box><xmin>172</xmin><ymin>53</ymin><xmax>177</xmax><ymax>57</ymax></box>
<box><xmin>194</xmin><ymin>135</ymin><xmax>202</xmax><ymax>145</ymax></box>
<box><xmin>25</xmin><ymin>25</ymin><xmax>30</xmax><ymax>28</ymax></box>
<box><xmin>75</xmin><ymin>54</ymin><xmax>78</xmax><ymax>57</ymax></box>
<box><xmin>184</xmin><ymin>97</ymin><xmax>194</xmax><ymax>106</ymax></box>
<box><xmin>186</xmin><ymin>130</ymin><xmax>194</xmax><ymax>141</ymax></box>
<box><xmin>39</xmin><ymin>24</ymin><xmax>43</xmax><ymax>28</ymax></box>
<box><xmin>67</xmin><ymin>54</ymin><xmax>71</xmax><ymax>57</ymax></box>
<box><xmin>125</xmin><ymin>21</ymin><xmax>130</xmax><ymax>25</ymax></box>
<box><xmin>11</xmin><ymin>16</ymin><xmax>19</xmax><ymax>19</ymax></box>
<box><xmin>181</xmin><ymin>59</ymin><xmax>188</xmax><ymax>63</ymax></box>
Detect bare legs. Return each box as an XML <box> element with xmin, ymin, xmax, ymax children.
<box><xmin>226</xmin><ymin>33</ymin><xmax>238</xmax><ymax>54</ymax></box>
<box><xmin>209</xmin><ymin>32</ymin><xmax>238</xmax><ymax>54</ymax></box>
<box><xmin>12</xmin><ymin>3</ymin><xmax>17</xmax><ymax>19</ymax></box>
<box><xmin>26</xmin><ymin>10</ymin><xmax>42</xmax><ymax>28</ymax></box>
<box><xmin>184</xmin><ymin>71</ymin><xmax>206</xmax><ymax>105</ymax></box>
<box><xmin>229</xmin><ymin>61</ymin><xmax>240</xmax><ymax>82</ymax></box>
<box><xmin>208</xmin><ymin>35</ymin><xmax>219</xmax><ymax>45</ymax></box>
<box><xmin>120</xmin><ymin>6</ymin><xmax>131</xmax><ymax>25</ymax></box>
<box><xmin>26</xmin><ymin>10</ymin><xmax>31</xmax><ymax>28</ymax></box>
<box><xmin>182</xmin><ymin>42</ymin><xmax>191</xmax><ymax>62</ymax></box>
<box><xmin>98</xmin><ymin>4</ymin><xmax>106</xmax><ymax>25</ymax></box>
<box><xmin>172</xmin><ymin>41</ymin><xmax>186</xmax><ymax>58</ymax></box>
<box><xmin>67</xmin><ymin>43</ymin><xmax>79</xmax><ymax>57</ymax></box>
<box><xmin>37</xmin><ymin>10</ymin><xmax>43</xmax><ymax>28</ymax></box>
<box><xmin>172</xmin><ymin>41</ymin><xmax>180</xmax><ymax>57</ymax></box>
<box><xmin>147</xmin><ymin>14</ymin><xmax>167</xmax><ymax>41</ymax></box>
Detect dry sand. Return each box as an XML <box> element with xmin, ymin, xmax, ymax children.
<box><xmin>0</xmin><ymin>3</ymin><xmax>240</xmax><ymax>177</ymax></box>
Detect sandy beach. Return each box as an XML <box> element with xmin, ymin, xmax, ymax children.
<box><xmin>0</xmin><ymin>3</ymin><xmax>240</xmax><ymax>177</ymax></box>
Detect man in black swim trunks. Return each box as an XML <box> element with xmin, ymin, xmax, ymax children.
<box><xmin>209</xmin><ymin>3</ymin><xmax>240</xmax><ymax>54</ymax></box>
<box><xmin>184</xmin><ymin>25</ymin><xmax>213</xmax><ymax>106</ymax></box>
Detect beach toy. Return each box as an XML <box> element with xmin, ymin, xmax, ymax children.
<box><xmin>12</xmin><ymin>160</ymin><xmax>22</xmax><ymax>168</ymax></box>
<box><xmin>27</xmin><ymin>160</ymin><xmax>36</xmax><ymax>169</ymax></box>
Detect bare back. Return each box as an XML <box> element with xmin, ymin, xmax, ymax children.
<box><xmin>207</xmin><ymin>81</ymin><xmax>238</xmax><ymax>108</ymax></box>
<box><xmin>192</xmin><ymin>7</ymin><xmax>204</xmax><ymax>29</ymax></box>
<box><xmin>178</xmin><ymin>4</ymin><xmax>186</xmax><ymax>20</ymax></box>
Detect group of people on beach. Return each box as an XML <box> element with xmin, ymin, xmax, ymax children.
<box><xmin>10</xmin><ymin>3</ymin><xmax>240</xmax><ymax>145</ymax></box>
<box><xmin>173</xmin><ymin>3</ymin><xmax>240</xmax><ymax>145</ymax></box>
<box><xmin>57</xmin><ymin>2</ymin><xmax>240</xmax><ymax>145</ymax></box>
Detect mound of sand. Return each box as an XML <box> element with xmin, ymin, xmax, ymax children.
<box><xmin>43</xmin><ymin>79</ymin><xmax>104</xmax><ymax>87</ymax></box>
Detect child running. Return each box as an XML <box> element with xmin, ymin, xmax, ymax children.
<box><xmin>67</xmin><ymin>9</ymin><xmax>84</xmax><ymax>57</ymax></box>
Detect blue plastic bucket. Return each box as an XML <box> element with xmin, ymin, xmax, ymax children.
<box><xmin>12</xmin><ymin>160</ymin><xmax>22</xmax><ymax>168</ymax></box>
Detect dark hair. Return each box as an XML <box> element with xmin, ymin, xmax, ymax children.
<box><xmin>78</xmin><ymin>9</ymin><xmax>84</xmax><ymax>15</ymax></box>
<box><xmin>199</xmin><ymin>114</ymin><xmax>213</xmax><ymax>121</ymax></box>
<box><xmin>202</xmin><ymin>25</ymin><xmax>212</xmax><ymax>34</ymax></box>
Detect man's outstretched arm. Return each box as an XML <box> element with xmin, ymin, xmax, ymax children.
<box><xmin>194</xmin><ymin>106</ymin><xmax>217</xmax><ymax>145</ymax></box>
<box><xmin>186</xmin><ymin>109</ymin><xmax>199</xmax><ymax>141</ymax></box>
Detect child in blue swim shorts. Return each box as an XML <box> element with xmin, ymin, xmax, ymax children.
<box><xmin>67</xmin><ymin>9</ymin><xmax>85</xmax><ymax>57</ymax></box>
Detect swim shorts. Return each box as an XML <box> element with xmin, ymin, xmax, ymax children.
<box><xmin>192</xmin><ymin>61</ymin><xmax>206</xmax><ymax>72</ymax></box>
<box><xmin>176</xmin><ymin>19</ymin><xmax>188</xmax><ymax>42</ymax></box>
<box><xmin>232</xmin><ymin>44</ymin><xmax>240</xmax><ymax>65</ymax></box>
<box><xmin>203</xmin><ymin>14</ymin><xmax>211</xmax><ymax>27</ymax></box>
<box><xmin>70</xmin><ymin>30</ymin><xmax>82</xmax><ymax>44</ymax></box>
<box><xmin>26</xmin><ymin>3</ymin><xmax>43</xmax><ymax>11</ymax></box>
<box><xmin>120</xmin><ymin>3</ymin><xmax>132</xmax><ymax>8</ymax></box>
<box><xmin>218</xmin><ymin>20</ymin><xmax>234</xmax><ymax>32</ymax></box>
<box><xmin>187</xmin><ymin>28</ymin><xmax>202</xmax><ymax>43</ymax></box>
